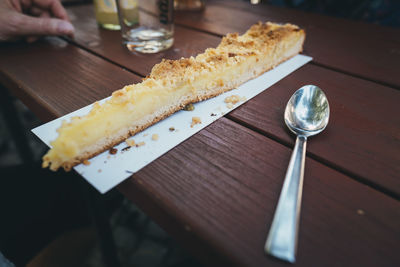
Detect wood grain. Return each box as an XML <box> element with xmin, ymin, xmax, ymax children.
<box><xmin>119</xmin><ymin>117</ymin><xmax>400</xmax><ymax>267</ymax></box>
<box><xmin>0</xmin><ymin>38</ymin><xmax>141</xmax><ymax>122</ymax></box>
<box><xmin>175</xmin><ymin>0</ymin><xmax>400</xmax><ymax>88</ymax></box>
<box><xmin>228</xmin><ymin>64</ymin><xmax>400</xmax><ymax>197</ymax></box>
<box><xmin>66</xmin><ymin>5</ymin><xmax>221</xmax><ymax>77</ymax></box>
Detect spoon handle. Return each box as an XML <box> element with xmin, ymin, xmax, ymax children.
<box><xmin>265</xmin><ymin>135</ymin><xmax>307</xmax><ymax>263</ymax></box>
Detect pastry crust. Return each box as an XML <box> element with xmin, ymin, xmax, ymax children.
<box><xmin>42</xmin><ymin>22</ymin><xmax>305</xmax><ymax>171</ymax></box>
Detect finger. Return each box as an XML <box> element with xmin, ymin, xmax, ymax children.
<box><xmin>24</xmin><ymin>11</ymin><xmax>52</xmax><ymax>42</ymax></box>
<box><xmin>14</xmin><ymin>13</ymin><xmax>74</xmax><ymax>37</ymax></box>
<box><xmin>32</xmin><ymin>0</ymin><xmax>69</xmax><ymax>21</ymax></box>
<box><xmin>10</xmin><ymin>0</ymin><xmax>22</xmax><ymax>12</ymax></box>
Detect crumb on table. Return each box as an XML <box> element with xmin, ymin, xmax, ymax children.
<box><xmin>152</xmin><ymin>134</ymin><xmax>159</xmax><ymax>141</ymax></box>
<box><xmin>191</xmin><ymin>117</ymin><xmax>202</xmax><ymax>127</ymax></box>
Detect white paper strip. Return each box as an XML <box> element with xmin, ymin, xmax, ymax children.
<box><xmin>32</xmin><ymin>54</ymin><xmax>312</xmax><ymax>193</ymax></box>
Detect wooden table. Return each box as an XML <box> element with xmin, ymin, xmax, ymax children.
<box><xmin>1</xmin><ymin>1</ymin><xmax>399</xmax><ymax>266</ymax></box>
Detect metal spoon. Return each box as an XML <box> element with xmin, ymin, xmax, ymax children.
<box><xmin>264</xmin><ymin>85</ymin><xmax>330</xmax><ymax>263</ymax></box>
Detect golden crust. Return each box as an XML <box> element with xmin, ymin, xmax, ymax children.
<box><xmin>42</xmin><ymin>22</ymin><xmax>305</xmax><ymax>171</ymax></box>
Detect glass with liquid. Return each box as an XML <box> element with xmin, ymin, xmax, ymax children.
<box><xmin>116</xmin><ymin>0</ymin><xmax>174</xmax><ymax>53</ymax></box>
<box><xmin>94</xmin><ymin>0</ymin><xmax>139</xmax><ymax>30</ymax></box>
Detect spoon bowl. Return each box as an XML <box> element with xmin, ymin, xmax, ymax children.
<box><xmin>265</xmin><ymin>85</ymin><xmax>330</xmax><ymax>263</ymax></box>
<box><xmin>285</xmin><ymin>85</ymin><xmax>330</xmax><ymax>137</ymax></box>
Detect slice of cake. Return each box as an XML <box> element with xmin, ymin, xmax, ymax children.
<box><xmin>43</xmin><ymin>22</ymin><xmax>305</xmax><ymax>171</ymax></box>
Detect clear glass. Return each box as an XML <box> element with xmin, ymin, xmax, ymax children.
<box><xmin>94</xmin><ymin>0</ymin><xmax>139</xmax><ymax>30</ymax></box>
<box><xmin>116</xmin><ymin>0</ymin><xmax>174</xmax><ymax>53</ymax></box>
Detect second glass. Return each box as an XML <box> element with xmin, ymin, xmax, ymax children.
<box><xmin>116</xmin><ymin>0</ymin><xmax>174</xmax><ymax>53</ymax></box>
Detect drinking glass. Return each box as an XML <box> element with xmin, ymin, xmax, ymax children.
<box><xmin>116</xmin><ymin>0</ymin><xmax>174</xmax><ymax>53</ymax></box>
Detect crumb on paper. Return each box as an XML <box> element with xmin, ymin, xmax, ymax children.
<box><xmin>122</xmin><ymin>146</ymin><xmax>131</xmax><ymax>152</ymax></box>
<box><xmin>143</xmin><ymin>133</ymin><xmax>148</xmax><ymax>137</ymax></box>
<box><xmin>125</xmin><ymin>139</ymin><xmax>135</xmax><ymax>147</ymax></box>
<box><xmin>226</xmin><ymin>103</ymin><xmax>234</xmax><ymax>109</ymax></box>
<box><xmin>83</xmin><ymin>159</ymin><xmax>91</xmax><ymax>166</ymax></box>
<box><xmin>184</xmin><ymin>103</ymin><xmax>194</xmax><ymax>111</ymax></box>
<box><xmin>126</xmin><ymin>170</ymin><xmax>134</xmax><ymax>174</ymax></box>
<box><xmin>357</xmin><ymin>209</ymin><xmax>365</xmax><ymax>215</ymax></box>
<box><xmin>107</xmin><ymin>155</ymin><xmax>111</xmax><ymax>159</ymax></box>
<box><xmin>152</xmin><ymin>134</ymin><xmax>159</xmax><ymax>141</ymax></box>
<box><xmin>104</xmin><ymin>161</ymin><xmax>107</xmax><ymax>164</ymax></box>
<box><xmin>109</xmin><ymin>148</ymin><xmax>118</xmax><ymax>155</ymax></box>
<box><xmin>224</xmin><ymin>95</ymin><xmax>241</xmax><ymax>105</ymax></box>
<box><xmin>240</xmin><ymin>96</ymin><xmax>247</xmax><ymax>102</ymax></box>
<box><xmin>169</xmin><ymin>127</ymin><xmax>175</xmax><ymax>132</ymax></box>
<box><xmin>98</xmin><ymin>169</ymin><xmax>102</xmax><ymax>173</ymax></box>
<box><xmin>211</xmin><ymin>113</ymin><xmax>217</xmax><ymax>116</ymax></box>
<box><xmin>135</xmin><ymin>141</ymin><xmax>145</xmax><ymax>147</ymax></box>
<box><xmin>191</xmin><ymin>117</ymin><xmax>202</xmax><ymax>127</ymax></box>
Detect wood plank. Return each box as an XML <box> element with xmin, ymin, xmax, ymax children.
<box><xmin>229</xmin><ymin>63</ymin><xmax>400</xmax><ymax>197</ymax></box>
<box><xmin>66</xmin><ymin>4</ymin><xmax>221</xmax><ymax>77</ymax></box>
<box><xmin>0</xmin><ymin>38</ymin><xmax>141</xmax><ymax>122</ymax></box>
<box><xmin>175</xmin><ymin>0</ymin><xmax>400</xmax><ymax>88</ymax></box>
<box><xmin>118</xmin><ymin>117</ymin><xmax>400</xmax><ymax>267</ymax></box>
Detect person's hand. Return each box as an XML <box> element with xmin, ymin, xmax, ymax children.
<box><xmin>0</xmin><ymin>0</ymin><xmax>74</xmax><ymax>42</ymax></box>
